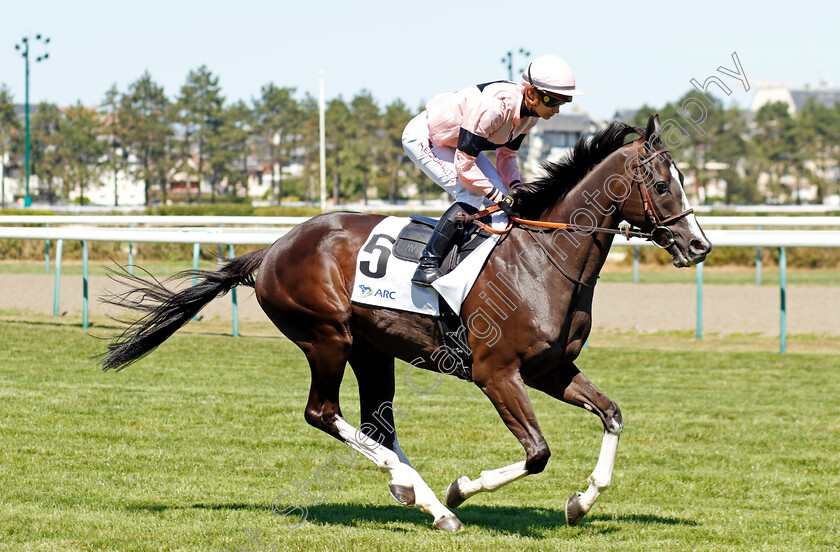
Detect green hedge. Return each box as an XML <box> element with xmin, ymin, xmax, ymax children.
<box><xmin>2</xmin><ymin>205</ymin><xmax>839</xmax><ymax>267</ymax></box>
<box><xmin>625</xmin><ymin>243</ymin><xmax>840</xmax><ymax>268</ymax></box>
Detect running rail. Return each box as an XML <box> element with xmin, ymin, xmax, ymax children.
<box><xmin>1</xmin><ymin>225</ymin><xmax>839</xmax><ymax>353</ymax></box>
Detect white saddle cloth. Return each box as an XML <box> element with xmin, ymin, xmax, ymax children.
<box><xmin>350</xmin><ymin>213</ymin><xmax>508</xmax><ymax>316</ymax></box>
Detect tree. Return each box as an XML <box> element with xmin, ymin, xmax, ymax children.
<box><xmin>0</xmin><ymin>85</ymin><xmax>22</xmax><ymax>207</ymax></box>
<box><xmin>218</xmin><ymin>99</ymin><xmax>254</xmax><ymax>199</ymax></box>
<box><xmin>753</xmin><ymin>101</ymin><xmax>797</xmax><ymax>202</ymax></box>
<box><xmin>120</xmin><ymin>72</ymin><xmax>172</xmax><ymax>205</ymax></box>
<box><xmin>29</xmin><ymin>102</ymin><xmax>64</xmax><ymax>203</ymax></box>
<box><xmin>254</xmin><ymin>84</ymin><xmax>300</xmax><ymax>204</ymax></box>
<box><xmin>796</xmin><ymin>99</ymin><xmax>840</xmax><ymax>202</ymax></box>
<box><xmin>379</xmin><ymin>99</ymin><xmax>415</xmax><ymax>202</ymax></box>
<box><xmin>715</xmin><ymin>107</ymin><xmax>752</xmax><ymax>203</ymax></box>
<box><xmin>296</xmin><ymin>94</ymin><xmax>321</xmax><ymax>204</ymax></box>
<box><xmin>349</xmin><ymin>91</ymin><xmax>380</xmax><ymax>204</ymax></box>
<box><xmin>57</xmin><ymin>102</ymin><xmax>107</xmax><ymax>204</ymax></box>
<box><xmin>99</xmin><ymin>83</ymin><xmax>127</xmax><ymax>206</ymax></box>
<box><xmin>175</xmin><ymin>65</ymin><xmax>225</xmax><ymax>203</ymax></box>
<box><xmin>325</xmin><ymin>97</ymin><xmax>354</xmax><ymax>203</ymax></box>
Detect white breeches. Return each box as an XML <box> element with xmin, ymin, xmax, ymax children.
<box><xmin>402</xmin><ymin>112</ymin><xmax>506</xmax><ymax>211</ymax></box>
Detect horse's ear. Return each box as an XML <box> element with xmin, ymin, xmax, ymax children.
<box><xmin>645</xmin><ymin>114</ymin><xmax>662</xmax><ymax>147</ymax></box>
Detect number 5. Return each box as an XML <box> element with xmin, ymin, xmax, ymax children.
<box><xmin>359</xmin><ymin>234</ymin><xmax>396</xmax><ymax>279</ymax></box>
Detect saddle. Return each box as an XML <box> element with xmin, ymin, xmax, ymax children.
<box><xmin>391</xmin><ymin>214</ymin><xmax>493</xmax><ymax>382</ymax></box>
<box><xmin>392</xmin><ymin>215</ymin><xmax>493</xmax><ymax>276</ymax></box>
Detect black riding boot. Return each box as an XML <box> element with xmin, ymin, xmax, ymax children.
<box><xmin>411</xmin><ymin>202</ymin><xmax>475</xmax><ymax>287</ymax></box>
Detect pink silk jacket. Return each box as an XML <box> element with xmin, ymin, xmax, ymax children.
<box><xmin>425</xmin><ymin>80</ymin><xmax>538</xmax><ymax>202</ymax></box>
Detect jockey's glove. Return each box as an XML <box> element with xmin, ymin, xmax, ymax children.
<box><xmin>496</xmin><ymin>194</ymin><xmax>520</xmax><ymax>218</ymax></box>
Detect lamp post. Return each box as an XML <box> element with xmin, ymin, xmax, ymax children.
<box><xmin>501</xmin><ymin>48</ymin><xmax>530</xmax><ymax>81</ymax></box>
<box><xmin>14</xmin><ymin>34</ymin><xmax>50</xmax><ymax>208</ymax></box>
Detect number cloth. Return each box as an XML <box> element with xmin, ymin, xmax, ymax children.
<box><xmin>351</xmin><ymin>214</ymin><xmax>508</xmax><ymax>315</ymax></box>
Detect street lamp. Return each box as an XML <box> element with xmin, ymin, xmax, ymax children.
<box><xmin>14</xmin><ymin>33</ymin><xmax>50</xmax><ymax>208</ymax></box>
<box><xmin>501</xmin><ymin>48</ymin><xmax>530</xmax><ymax>81</ymax></box>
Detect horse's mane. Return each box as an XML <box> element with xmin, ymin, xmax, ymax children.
<box><xmin>514</xmin><ymin>121</ymin><xmax>644</xmax><ymax>219</ymax></box>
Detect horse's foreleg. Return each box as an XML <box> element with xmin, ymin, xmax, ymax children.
<box><xmin>445</xmin><ymin>370</ymin><xmax>550</xmax><ymax>508</ymax></box>
<box><xmin>528</xmin><ymin>365</ymin><xmax>623</xmax><ymax>526</ymax></box>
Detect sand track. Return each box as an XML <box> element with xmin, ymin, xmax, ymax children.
<box><xmin>2</xmin><ymin>273</ymin><xmax>838</xmax><ymax>337</ymax></box>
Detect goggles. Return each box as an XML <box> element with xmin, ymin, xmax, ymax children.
<box><xmin>537</xmin><ymin>90</ymin><xmax>571</xmax><ymax>107</ymax></box>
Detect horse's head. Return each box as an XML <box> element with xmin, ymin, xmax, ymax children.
<box><xmin>618</xmin><ymin>115</ymin><xmax>712</xmax><ymax>267</ymax></box>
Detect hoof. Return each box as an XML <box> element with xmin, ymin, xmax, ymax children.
<box><xmin>445</xmin><ymin>477</ymin><xmax>467</xmax><ymax>509</ymax></box>
<box><xmin>433</xmin><ymin>515</ymin><xmax>464</xmax><ymax>532</ymax></box>
<box><xmin>565</xmin><ymin>491</ymin><xmax>586</xmax><ymax>526</ymax></box>
<box><xmin>389</xmin><ymin>483</ymin><xmax>415</xmax><ymax>507</ymax></box>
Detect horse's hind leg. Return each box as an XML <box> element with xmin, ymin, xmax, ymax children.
<box><xmin>346</xmin><ymin>338</ymin><xmax>462</xmax><ymax>531</ymax></box>
<box><xmin>528</xmin><ymin>364</ymin><xmax>623</xmax><ymax>526</ymax></box>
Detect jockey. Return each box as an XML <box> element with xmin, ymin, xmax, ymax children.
<box><xmin>402</xmin><ymin>54</ymin><xmax>584</xmax><ymax>287</ymax></box>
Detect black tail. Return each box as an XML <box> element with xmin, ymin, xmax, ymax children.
<box><xmin>98</xmin><ymin>248</ymin><xmax>269</xmax><ymax>371</ymax></box>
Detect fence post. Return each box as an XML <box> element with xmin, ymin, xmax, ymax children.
<box><xmin>229</xmin><ymin>244</ymin><xmax>239</xmax><ymax>338</ymax></box>
<box><xmin>45</xmin><ymin>223</ymin><xmax>50</xmax><ymax>275</ymax></box>
<box><xmin>218</xmin><ymin>225</ymin><xmax>224</xmax><ymax>269</ymax></box>
<box><xmin>82</xmin><ymin>240</ymin><xmax>89</xmax><ymax>329</ymax></box>
<box><xmin>633</xmin><ymin>246</ymin><xmax>640</xmax><ymax>283</ymax></box>
<box><xmin>756</xmin><ymin>224</ymin><xmax>762</xmax><ymax>286</ymax></box>
<box><xmin>779</xmin><ymin>247</ymin><xmax>787</xmax><ymax>354</ymax></box>
<box><xmin>128</xmin><ymin>223</ymin><xmax>134</xmax><ymax>275</ymax></box>
<box><xmin>192</xmin><ymin>242</ymin><xmax>200</xmax><ymax>321</ymax></box>
<box><xmin>696</xmin><ymin>261</ymin><xmax>703</xmax><ymax>340</ymax></box>
<box><xmin>53</xmin><ymin>239</ymin><xmax>63</xmax><ymax>317</ymax></box>
<box><xmin>193</xmin><ymin>243</ymin><xmax>200</xmax><ymax>285</ymax></box>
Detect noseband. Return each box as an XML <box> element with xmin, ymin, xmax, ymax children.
<box><xmin>625</xmin><ymin>141</ymin><xmax>694</xmax><ymax>249</ymax></box>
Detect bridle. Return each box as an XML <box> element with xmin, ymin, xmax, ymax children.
<box><xmin>622</xmin><ymin>140</ymin><xmax>694</xmax><ymax>249</ymax></box>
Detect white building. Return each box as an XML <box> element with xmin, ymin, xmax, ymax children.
<box><xmin>521</xmin><ymin>111</ymin><xmax>603</xmax><ymax>180</ymax></box>
<box><xmin>751</xmin><ymin>84</ymin><xmax>840</xmax><ymax>115</ymax></box>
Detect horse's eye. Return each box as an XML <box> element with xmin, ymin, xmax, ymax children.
<box><xmin>654</xmin><ymin>181</ymin><xmax>669</xmax><ymax>195</ymax></box>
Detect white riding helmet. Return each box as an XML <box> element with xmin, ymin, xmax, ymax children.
<box><xmin>522</xmin><ymin>55</ymin><xmax>585</xmax><ymax>97</ymax></box>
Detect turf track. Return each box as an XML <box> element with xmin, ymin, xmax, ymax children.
<box><xmin>0</xmin><ymin>320</ymin><xmax>838</xmax><ymax>551</ymax></box>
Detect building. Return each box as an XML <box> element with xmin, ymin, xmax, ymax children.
<box><xmin>521</xmin><ymin>111</ymin><xmax>603</xmax><ymax>179</ymax></box>
<box><xmin>751</xmin><ymin>84</ymin><xmax>840</xmax><ymax>114</ymax></box>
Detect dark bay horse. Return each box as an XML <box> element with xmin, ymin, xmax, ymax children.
<box><xmin>100</xmin><ymin>115</ymin><xmax>711</xmax><ymax>531</ymax></box>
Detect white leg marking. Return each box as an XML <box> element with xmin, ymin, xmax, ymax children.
<box><xmin>577</xmin><ymin>431</ymin><xmax>620</xmax><ymax>513</ymax></box>
<box><xmin>454</xmin><ymin>460</ymin><xmax>529</xmax><ymax>501</ymax></box>
<box><xmin>334</xmin><ymin>417</ymin><xmax>453</xmax><ymax>521</ymax></box>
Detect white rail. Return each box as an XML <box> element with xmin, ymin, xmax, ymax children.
<box><xmin>1</xmin><ymin>214</ymin><xmax>840</xmax><ymax>228</ymax></box>
<box><xmin>2</xmin><ymin>226</ymin><xmax>840</xmax><ymax>248</ymax></box>
<box><xmin>0</xmin><ymin>226</ymin><xmax>290</xmax><ymax>244</ymax></box>
<box><xmin>0</xmin><ymin>215</ymin><xmax>311</xmax><ymax>226</ymax></box>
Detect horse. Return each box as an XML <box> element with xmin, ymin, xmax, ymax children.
<box><xmin>99</xmin><ymin>114</ymin><xmax>711</xmax><ymax>531</ymax></box>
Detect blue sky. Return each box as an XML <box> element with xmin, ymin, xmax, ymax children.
<box><xmin>2</xmin><ymin>0</ymin><xmax>837</xmax><ymax>120</ymax></box>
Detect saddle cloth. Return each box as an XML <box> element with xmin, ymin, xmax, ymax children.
<box><xmin>351</xmin><ymin>212</ymin><xmax>508</xmax><ymax>316</ymax></box>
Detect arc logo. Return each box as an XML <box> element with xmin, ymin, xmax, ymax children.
<box><xmin>357</xmin><ymin>284</ymin><xmax>396</xmax><ymax>300</ymax></box>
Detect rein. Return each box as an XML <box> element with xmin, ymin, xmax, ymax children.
<box><xmin>459</xmin><ymin>140</ymin><xmax>694</xmax><ymax>246</ymax></box>
<box><xmin>457</xmin><ymin>205</ymin><xmax>648</xmax><ymax>240</ymax></box>
<box><xmin>453</xmin><ymin>139</ymin><xmax>696</xmax><ymax>285</ymax></box>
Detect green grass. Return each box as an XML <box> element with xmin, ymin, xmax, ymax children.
<box><xmin>1</xmin><ymin>320</ymin><xmax>838</xmax><ymax>551</ymax></box>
